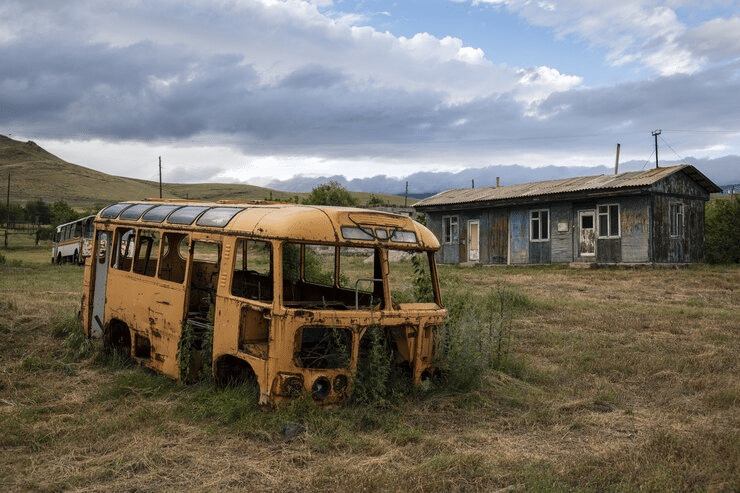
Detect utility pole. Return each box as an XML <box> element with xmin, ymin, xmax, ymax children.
<box><xmin>4</xmin><ymin>174</ymin><xmax>9</xmax><ymax>248</ymax></box>
<box><xmin>652</xmin><ymin>129</ymin><xmax>661</xmax><ymax>168</ymax></box>
<box><xmin>159</xmin><ymin>156</ymin><xmax>162</xmax><ymax>199</ymax></box>
<box><xmin>404</xmin><ymin>181</ymin><xmax>408</xmax><ymax>207</ymax></box>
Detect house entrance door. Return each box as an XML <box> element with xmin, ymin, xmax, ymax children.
<box><xmin>578</xmin><ymin>211</ymin><xmax>596</xmax><ymax>257</ymax></box>
<box><xmin>467</xmin><ymin>220</ymin><xmax>480</xmax><ymax>262</ymax></box>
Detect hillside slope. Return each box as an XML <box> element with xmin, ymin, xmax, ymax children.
<box><xmin>2</xmin><ymin>136</ymin><xmax>380</xmax><ymax>208</ymax></box>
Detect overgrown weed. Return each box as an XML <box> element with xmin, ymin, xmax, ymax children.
<box><xmin>438</xmin><ymin>284</ymin><xmax>530</xmax><ymax>391</ymax></box>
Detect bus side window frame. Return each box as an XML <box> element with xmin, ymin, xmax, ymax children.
<box><xmin>111</xmin><ymin>227</ymin><xmax>135</xmax><ymax>271</ymax></box>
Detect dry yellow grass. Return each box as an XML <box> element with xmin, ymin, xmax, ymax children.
<box><xmin>1</xmin><ymin>249</ymin><xmax>738</xmax><ymax>492</ymax></box>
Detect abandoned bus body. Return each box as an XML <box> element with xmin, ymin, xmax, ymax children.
<box><xmin>52</xmin><ymin>215</ymin><xmax>95</xmax><ymax>264</ymax></box>
<box><xmin>81</xmin><ymin>200</ymin><xmax>447</xmax><ymax>406</ymax></box>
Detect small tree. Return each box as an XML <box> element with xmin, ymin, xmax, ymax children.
<box><xmin>51</xmin><ymin>200</ymin><xmax>79</xmax><ymax>225</ymax></box>
<box><xmin>705</xmin><ymin>195</ymin><xmax>740</xmax><ymax>263</ymax></box>
<box><xmin>24</xmin><ymin>199</ymin><xmax>52</xmax><ymax>226</ymax></box>
<box><xmin>303</xmin><ymin>181</ymin><xmax>358</xmax><ymax>207</ymax></box>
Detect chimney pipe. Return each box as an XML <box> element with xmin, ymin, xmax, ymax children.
<box><xmin>615</xmin><ymin>143</ymin><xmax>620</xmax><ymax>175</ymax></box>
<box><xmin>496</xmin><ymin>176</ymin><xmax>500</xmax><ymax>188</ymax></box>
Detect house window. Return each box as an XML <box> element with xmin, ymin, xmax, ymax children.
<box><xmin>443</xmin><ymin>216</ymin><xmax>459</xmax><ymax>244</ymax></box>
<box><xmin>598</xmin><ymin>204</ymin><xmax>620</xmax><ymax>238</ymax></box>
<box><xmin>530</xmin><ymin>210</ymin><xmax>549</xmax><ymax>241</ymax></box>
<box><xmin>670</xmin><ymin>203</ymin><xmax>684</xmax><ymax>238</ymax></box>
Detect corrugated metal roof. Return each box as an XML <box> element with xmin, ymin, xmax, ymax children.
<box><xmin>413</xmin><ymin>165</ymin><xmax>722</xmax><ymax>208</ymax></box>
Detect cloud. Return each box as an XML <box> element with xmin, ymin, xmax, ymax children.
<box><xmin>1</xmin><ymin>0</ymin><xmax>739</xmax><ymax>187</ymax></box>
<box><xmin>470</xmin><ymin>0</ymin><xmax>740</xmax><ymax>76</ymax></box>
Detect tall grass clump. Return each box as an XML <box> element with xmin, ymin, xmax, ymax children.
<box><xmin>439</xmin><ymin>284</ymin><xmax>529</xmax><ymax>390</ymax></box>
<box><xmin>51</xmin><ymin>310</ymin><xmax>93</xmax><ymax>361</ymax></box>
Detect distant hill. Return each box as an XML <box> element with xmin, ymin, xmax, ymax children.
<box><xmin>267</xmin><ymin>157</ymin><xmax>740</xmax><ymax>195</ymax></box>
<box><xmin>0</xmin><ymin>135</ymin><xmax>408</xmax><ymax>209</ymax></box>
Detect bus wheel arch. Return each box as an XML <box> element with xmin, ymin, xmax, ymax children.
<box><xmin>214</xmin><ymin>354</ymin><xmax>257</xmax><ymax>389</ymax></box>
<box><xmin>104</xmin><ymin>319</ymin><xmax>132</xmax><ymax>356</ymax></box>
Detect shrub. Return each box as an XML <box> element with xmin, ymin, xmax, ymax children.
<box><xmin>705</xmin><ymin>195</ymin><xmax>740</xmax><ymax>263</ymax></box>
<box><xmin>438</xmin><ymin>285</ymin><xmax>528</xmax><ymax>391</ymax></box>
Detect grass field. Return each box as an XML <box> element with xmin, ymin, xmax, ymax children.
<box><xmin>1</xmin><ymin>234</ymin><xmax>739</xmax><ymax>492</ymax></box>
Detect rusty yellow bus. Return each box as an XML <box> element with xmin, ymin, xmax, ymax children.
<box><xmin>81</xmin><ymin>200</ymin><xmax>447</xmax><ymax>406</ymax></box>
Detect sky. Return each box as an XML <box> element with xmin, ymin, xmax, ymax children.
<box><xmin>2</xmin><ymin>0</ymin><xmax>740</xmax><ymax>188</ymax></box>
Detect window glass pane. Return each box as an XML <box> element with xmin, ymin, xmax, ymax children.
<box><xmin>599</xmin><ymin>215</ymin><xmax>608</xmax><ymax>237</ymax></box>
<box><xmin>167</xmin><ymin>206</ymin><xmax>209</xmax><ymax>225</ymax></box>
<box><xmin>196</xmin><ymin>207</ymin><xmax>244</xmax><ymax>228</ymax></box>
<box><xmin>390</xmin><ymin>230</ymin><xmax>417</xmax><ymax>243</ymax></box>
<box><xmin>100</xmin><ymin>203</ymin><xmax>132</xmax><ymax>219</ymax></box>
<box><xmin>541</xmin><ymin>211</ymin><xmax>549</xmax><ymax>239</ymax></box>
<box><xmin>120</xmin><ymin>204</ymin><xmax>156</xmax><ymax>220</ymax></box>
<box><xmin>142</xmin><ymin>205</ymin><xmax>182</xmax><ymax>222</ymax></box>
<box><xmin>341</xmin><ymin>226</ymin><xmax>373</xmax><ymax>241</ymax></box>
<box><xmin>609</xmin><ymin>205</ymin><xmax>619</xmax><ymax>236</ymax></box>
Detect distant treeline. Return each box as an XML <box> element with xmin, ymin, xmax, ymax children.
<box><xmin>1</xmin><ymin>199</ymin><xmax>97</xmax><ymax>232</ymax></box>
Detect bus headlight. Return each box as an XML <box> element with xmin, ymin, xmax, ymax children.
<box><xmin>312</xmin><ymin>376</ymin><xmax>331</xmax><ymax>400</ymax></box>
<box><xmin>333</xmin><ymin>374</ymin><xmax>348</xmax><ymax>394</ymax></box>
<box><xmin>278</xmin><ymin>375</ymin><xmax>303</xmax><ymax>397</ymax></box>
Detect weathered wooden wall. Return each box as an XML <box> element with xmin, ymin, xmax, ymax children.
<box><xmin>422</xmin><ymin>169</ymin><xmax>711</xmax><ymax>265</ymax></box>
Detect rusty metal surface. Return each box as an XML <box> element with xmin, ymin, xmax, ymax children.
<box><xmin>414</xmin><ymin>165</ymin><xmax>721</xmax><ymax>209</ymax></box>
<box><xmin>82</xmin><ymin>200</ymin><xmax>447</xmax><ymax>407</ymax></box>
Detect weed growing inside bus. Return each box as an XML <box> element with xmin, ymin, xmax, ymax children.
<box><xmin>177</xmin><ymin>320</ymin><xmax>214</xmax><ymax>383</ymax></box>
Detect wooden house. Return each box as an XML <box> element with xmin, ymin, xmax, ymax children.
<box><xmin>413</xmin><ymin>165</ymin><xmax>722</xmax><ymax>266</ymax></box>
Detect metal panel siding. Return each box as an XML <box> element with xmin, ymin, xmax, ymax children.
<box><xmin>509</xmin><ymin>209</ymin><xmax>529</xmax><ymax>264</ymax></box>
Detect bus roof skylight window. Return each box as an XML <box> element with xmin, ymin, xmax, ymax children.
<box><xmin>196</xmin><ymin>207</ymin><xmax>244</xmax><ymax>228</ymax></box>
<box><xmin>100</xmin><ymin>203</ymin><xmax>133</xmax><ymax>219</ymax></box>
<box><xmin>167</xmin><ymin>206</ymin><xmax>210</xmax><ymax>225</ymax></box>
<box><xmin>142</xmin><ymin>205</ymin><xmax>182</xmax><ymax>223</ymax></box>
<box><xmin>119</xmin><ymin>204</ymin><xmax>156</xmax><ymax>221</ymax></box>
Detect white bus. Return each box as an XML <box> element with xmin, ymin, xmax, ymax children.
<box><xmin>52</xmin><ymin>215</ymin><xmax>95</xmax><ymax>265</ymax></box>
